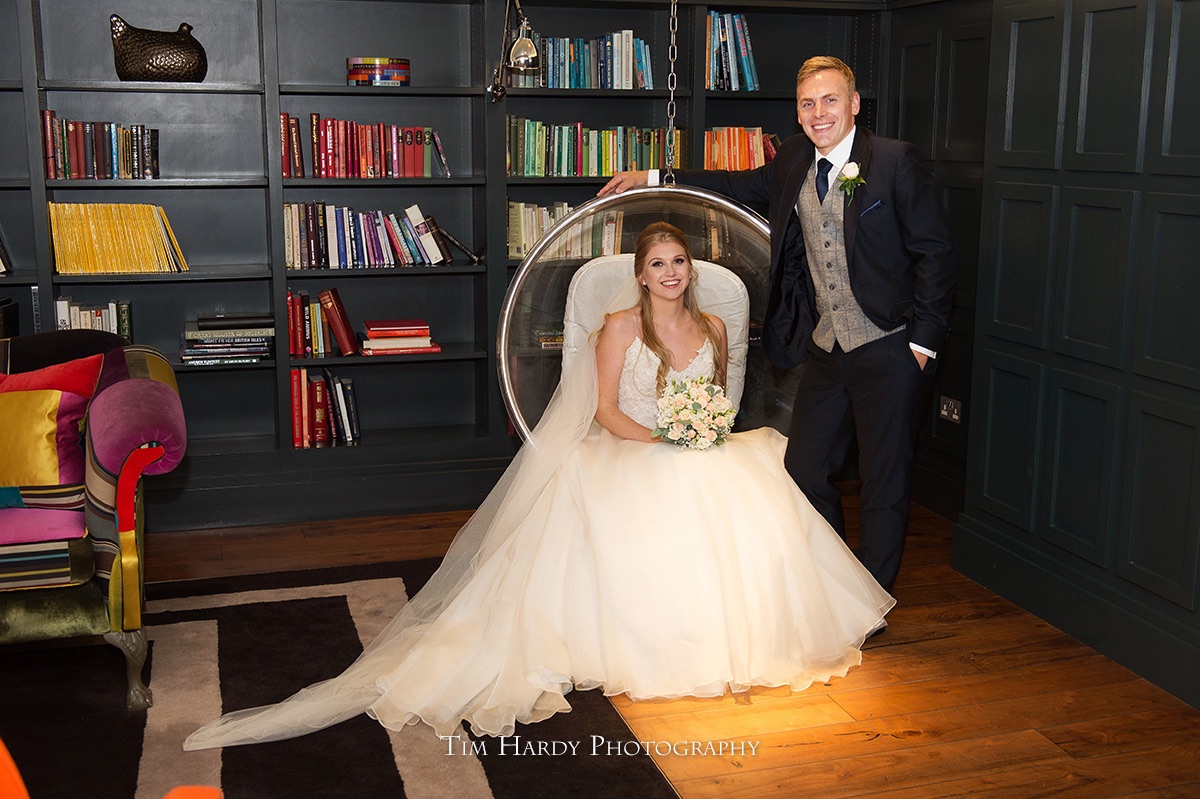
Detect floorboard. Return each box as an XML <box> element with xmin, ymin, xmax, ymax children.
<box><xmin>146</xmin><ymin>503</ymin><xmax>1200</xmax><ymax>798</ymax></box>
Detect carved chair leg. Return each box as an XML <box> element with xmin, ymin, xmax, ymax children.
<box><xmin>103</xmin><ymin>629</ymin><xmax>153</xmax><ymax>710</ymax></box>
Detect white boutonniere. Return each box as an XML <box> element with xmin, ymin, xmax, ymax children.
<box><xmin>837</xmin><ymin>162</ymin><xmax>866</xmax><ymax>203</ymax></box>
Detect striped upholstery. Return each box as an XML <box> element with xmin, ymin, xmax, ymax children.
<box><xmin>0</xmin><ymin>337</ymin><xmax>186</xmax><ymax>630</ymax></box>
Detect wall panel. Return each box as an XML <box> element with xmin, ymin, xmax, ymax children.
<box><xmin>1053</xmin><ymin>188</ymin><xmax>1135</xmax><ymax>368</ymax></box>
<box><xmin>984</xmin><ymin>182</ymin><xmax>1056</xmax><ymax>346</ymax></box>
<box><xmin>1133</xmin><ymin>194</ymin><xmax>1200</xmax><ymax>390</ymax></box>
<box><xmin>1147</xmin><ymin>0</ymin><xmax>1200</xmax><ymax>175</ymax></box>
<box><xmin>1040</xmin><ymin>370</ymin><xmax>1121</xmax><ymax>565</ymax></box>
<box><xmin>1118</xmin><ymin>393</ymin><xmax>1200</xmax><ymax>610</ymax></box>
<box><xmin>1063</xmin><ymin>0</ymin><xmax>1149</xmax><ymax>172</ymax></box>
<box><xmin>993</xmin><ymin>0</ymin><xmax>1066</xmax><ymax>169</ymax></box>
<box><xmin>895</xmin><ymin>32</ymin><xmax>939</xmax><ymax>160</ymax></box>
<box><xmin>940</xmin><ymin>23</ymin><xmax>990</xmax><ymax>161</ymax></box>
<box><xmin>975</xmin><ymin>350</ymin><xmax>1044</xmax><ymax>530</ymax></box>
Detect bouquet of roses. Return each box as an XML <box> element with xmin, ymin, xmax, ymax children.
<box><xmin>652</xmin><ymin>376</ymin><xmax>736</xmax><ymax>450</ymax></box>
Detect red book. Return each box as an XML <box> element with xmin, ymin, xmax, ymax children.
<box><xmin>309</xmin><ymin>113</ymin><xmax>321</xmax><ymax>177</ymax></box>
<box><xmin>67</xmin><ymin>120</ymin><xmax>84</xmax><ymax>180</ymax></box>
<box><xmin>336</xmin><ymin>119</ymin><xmax>348</xmax><ymax>178</ymax></box>
<box><xmin>299</xmin><ymin>366</ymin><xmax>310</xmax><ymax>447</ymax></box>
<box><xmin>318</xmin><ymin>287</ymin><xmax>358</xmax><ymax>356</ymax></box>
<box><xmin>360</xmin><ymin>341</ymin><xmax>441</xmax><ymax>356</ymax></box>
<box><xmin>42</xmin><ymin>110</ymin><xmax>57</xmax><ymax>180</ymax></box>
<box><xmin>363</xmin><ymin>318</ymin><xmax>430</xmax><ymax>338</ymax></box>
<box><xmin>289</xmin><ymin>368</ymin><xmax>303</xmax><ymax>448</ymax></box>
<box><xmin>287</xmin><ymin>289</ymin><xmax>297</xmax><ymax>355</ymax></box>
<box><xmin>289</xmin><ymin>116</ymin><xmax>305</xmax><ymax>177</ymax></box>
<box><xmin>280</xmin><ymin>113</ymin><xmax>292</xmax><ymax>178</ymax></box>
<box><xmin>390</xmin><ymin>125</ymin><xmax>401</xmax><ymax>177</ymax></box>
<box><xmin>403</xmin><ymin>125</ymin><xmax>417</xmax><ymax>177</ymax></box>
<box><xmin>309</xmin><ymin>376</ymin><xmax>329</xmax><ymax>447</ymax></box>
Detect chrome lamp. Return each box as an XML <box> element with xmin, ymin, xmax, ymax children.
<box><xmin>490</xmin><ymin>0</ymin><xmax>539</xmax><ymax>102</ymax></box>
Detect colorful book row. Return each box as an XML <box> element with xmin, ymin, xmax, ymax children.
<box><xmin>507</xmin><ymin>202</ymin><xmax>626</xmax><ymax>261</ymax></box>
<box><xmin>705</xmin><ymin>12</ymin><xmax>760</xmax><ymax>92</ymax></box>
<box><xmin>703</xmin><ymin>127</ymin><xmax>783</xmax><ymax>171</ymax></box>
<box><xmin>506</xmin><ymin>29</ymin><xmax>654</xmax><ymax>90</ymax></box>
<box><xmin>41</xmin><ymin>110</ymin><xmax>159</xmax><ymax>181</ymax></box>
<box><xmin>290</xmin><ymin>366</ymin><xmax>361</xmax><ymax>448</ymax></box>
<box><xmin>283</xmin><ymin>201</ymin><xmax>456</xmax><ymax>270</ymax></box>
<box><xmin>506</xmin><ymin>118</ymin><xmax>687</xmax><ymax>177</ymax></box>
<box><xmin>54</xmin><ymin>297</ymin><xmax>132</xmax><ymax>340</ymax></box>
<box><xmin>280</xmin><ymin>113</ymin><xmax>450</xmax><ymax>179</ymax></box>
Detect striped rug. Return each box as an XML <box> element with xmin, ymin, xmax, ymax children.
<box><xmin>0</xmin><ymin>561</ymin><xmax>676</xmax><ymax>799</ymax></box>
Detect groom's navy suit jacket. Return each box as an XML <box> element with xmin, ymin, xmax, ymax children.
<box><xmin>678</xmin><ymin>128</ymin><xmax>957</xmax><ymax>369</ymax></box>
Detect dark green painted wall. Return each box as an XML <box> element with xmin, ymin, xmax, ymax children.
<box><xmin>953</xmin><ymin>0</ymin><xmax>1200</xmax><ymax>709</ymax></box>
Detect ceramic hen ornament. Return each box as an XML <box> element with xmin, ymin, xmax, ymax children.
<box><xmin>110</xmin><ymin>14</ymin><xmax>207</xmax><ymax>82</ymax></box>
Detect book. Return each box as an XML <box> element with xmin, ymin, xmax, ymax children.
<box><xmin>290</xmin><ymin>368</ymin><xmax>304</xmax><ymax>448</ymax></box>
<box><xmin>432</xmin><ymin>223</ymin><xmax>480</xmax><ymax>263</ymax></box>
<box><xmin>196</xmin><ymin>313</ymin><xmax>275</xmax><ymax>330</ymax></box>
<box><xmin>404</xmin><ymin>204</ymin><xmax>443</xmax><ymax>264</ymax></box>
<box><xmin>363</xmin><ymin>318</ymin><xmax>430</xmax><ymax>337</ymax></box>
<box><xmin>289</xmin><ymin>116</ymin><xmax>305</xmax><ymax>177</ymax></box>
<box><xmin>115</xmin><ymin>299</ymin><xmax>132</xmax><ymax>341</ymax></box>
<box><xmin>359</xmin><ymin>340</ymin><xmax>441</xmax><ymax>356</ymax></box>
<box><xmin>332</xmin><ymin>377</ymin><xmax>356</xmax><ymax>445</ymax></box>
<box><xmin>422</xmin><ymin>215</ymin><xmax>454</xmax><ymax>263</ymax></box>
<box><xmin>180</xmin><ymin>356</ymin><xmax>263</xmax><ymax>366</ymax></box>
<box><xmin>184</xmin><ymin>321</ymin><xmax>274</xmax><ymax>340</ymax></box>
<box><xmin>431</xmin><ymin>130</ymin><xmax>451</xmax><ymax>177</ymax></box>
<box><xmin>341</xmin><ymin>378</ymin><xmax>361</xmax><ymax>441</ymax></box>
<box><xmin>0</xmin><ymin>226</ymin><xmax>11</xmax><ymax>273</ymax></box>
<box><xmin>316</xmin><ymin>287</ymin><xmax>357</xmax><ymax>356</ymax></box>
<box><xmin>359</xmin><ymin>335</ymin><xmax>434</xmax><ymax>351</ymax></box>
<box><xmin>309</xmin><ymin>375</ymin><xmax>330</xmax><ymax>447</ymax></box>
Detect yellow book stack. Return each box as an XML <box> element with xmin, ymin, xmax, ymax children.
<box><xmin>48</xmin><ymin>202</ymin><xmax>190</xmax><ymax>274</ymax></box>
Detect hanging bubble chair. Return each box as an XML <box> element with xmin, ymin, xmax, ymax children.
<box><xmin>498</xmin><ymin>184</ymin><xmax>800</xmax><ymax>441</ymax></box>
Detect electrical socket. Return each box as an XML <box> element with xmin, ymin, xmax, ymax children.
<box><xmin>939</xmin><ymin>396</ymin><xmax>962</xmax><ymax>424</ymax></box>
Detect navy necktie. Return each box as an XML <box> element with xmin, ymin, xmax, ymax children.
<box><xmin>816</xmin><ymin>158</ymin><xmax>833</xmax><ymax>203</ymax></box>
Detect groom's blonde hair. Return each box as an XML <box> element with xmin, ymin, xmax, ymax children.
<box><xmin>796</xmin><ymin>56</ymin><xmax>856</xmax><ymax>95</ymax></box>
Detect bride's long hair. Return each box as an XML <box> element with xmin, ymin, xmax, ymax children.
<box><xmin>634</xmin><ymin>222</ymin><xmax>726</xmax><ymax>392</ymax></box>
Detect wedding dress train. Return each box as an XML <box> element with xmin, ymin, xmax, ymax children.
<box><xmin>185</xmin><ymin>335</ymin><xmax>893</xmax><ymax>748</ymax></box>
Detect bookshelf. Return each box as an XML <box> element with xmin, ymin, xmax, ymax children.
<box><xmin>2</xmin><ymin>0</ymin><xmax>885</xmax><ymax>529</ymax></box>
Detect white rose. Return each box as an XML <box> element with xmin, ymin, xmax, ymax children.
<box><xmin>841</xmin><ymin>162</ymin><xmax>859</xmax><ymax>179</ymax></box>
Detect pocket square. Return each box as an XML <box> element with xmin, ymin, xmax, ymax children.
<box><xmin>859</xmin><ymin>199</ymin><xmax>884</xmax><ymax>217</ymax></box>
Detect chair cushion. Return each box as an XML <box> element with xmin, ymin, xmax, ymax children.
<box><xmin>0</xmin><ymin>508</ymin><xmax>93</xmax><ymax>589</ymax></box>
<box><xmin>0</xmin><ymin>354</ymin><xmax>103</xmax><ymax>511</ymax></box>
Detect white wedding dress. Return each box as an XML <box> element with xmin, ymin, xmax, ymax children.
<box><xmin>185</xmin><ymin>335</ymin><xmax>893</xmax><ymax>749</ymax></box>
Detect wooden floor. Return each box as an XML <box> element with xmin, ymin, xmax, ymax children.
<box><xmin>147</xmin><ymin>502</ymin><xmax>1200</xmax><ymax>798</ymax></box>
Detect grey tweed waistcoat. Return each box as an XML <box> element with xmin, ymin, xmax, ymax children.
<box><xmin>797</xmin><ymin>158</ymin><xmax>898</xmax><ymax>353</ymax></box>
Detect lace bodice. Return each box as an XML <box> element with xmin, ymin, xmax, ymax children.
<box><xmin>617</xmin><ymin>337</ymin><xmax>715</xmax><ymax>429</ymax></box>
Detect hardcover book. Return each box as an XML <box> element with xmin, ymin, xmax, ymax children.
<box><xmin>363</xmin><ymin>318</ymin><xmax>430</xmax><ymax>337</ymax></box>
<box><xmin>317</xmin><ymin>287</ymin><xmax>357</xmax><ymax>356</ymax></box>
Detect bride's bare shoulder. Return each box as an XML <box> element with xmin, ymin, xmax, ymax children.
<box><xmin>599</xmin><ymin>308</ymin><xmax>641</xmax><ymax>342</ymax></box>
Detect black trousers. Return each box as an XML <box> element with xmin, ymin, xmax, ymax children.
<box><xmin>783</xmin><ymin>332</ymin><xmax>931</xmax><ymax>592</ymax></box>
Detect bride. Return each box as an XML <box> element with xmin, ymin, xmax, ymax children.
<box><xmin>185</xmin><ymin>222</ymin><xmax>894</xmax><ymax>749</ymax></box>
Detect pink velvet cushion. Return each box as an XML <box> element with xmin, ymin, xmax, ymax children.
<box><xmin>0</xmin><ymin>507</ymin><xmax>87</xmax><ymax>544</ymax></box>
<box><xmin>0</xmin><ymin>354</ymin><xmax>104</xmax><ymax>509</ymax></box>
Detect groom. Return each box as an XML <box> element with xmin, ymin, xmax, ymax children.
<box><xmin>599</xmin><ymin>56</ymin><xmax>957</xmax><ymax>593</ymax></box>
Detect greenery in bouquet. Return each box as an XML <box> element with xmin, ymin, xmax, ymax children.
<box><xmin>652</xmin><ymin>377</ymin><xmax>735</xmax><ymax>450</ymax></box>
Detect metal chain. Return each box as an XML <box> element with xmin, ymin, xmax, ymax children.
<box><xmin>663</xmin><ymin>0</ymin><xmax>679</xmax><ymax>185</ymax></box>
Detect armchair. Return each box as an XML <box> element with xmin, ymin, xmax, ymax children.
<box><xmin>0</xmin><ymin>329</ymin><xmax>187</xmax><ymax>709</ymax></box>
